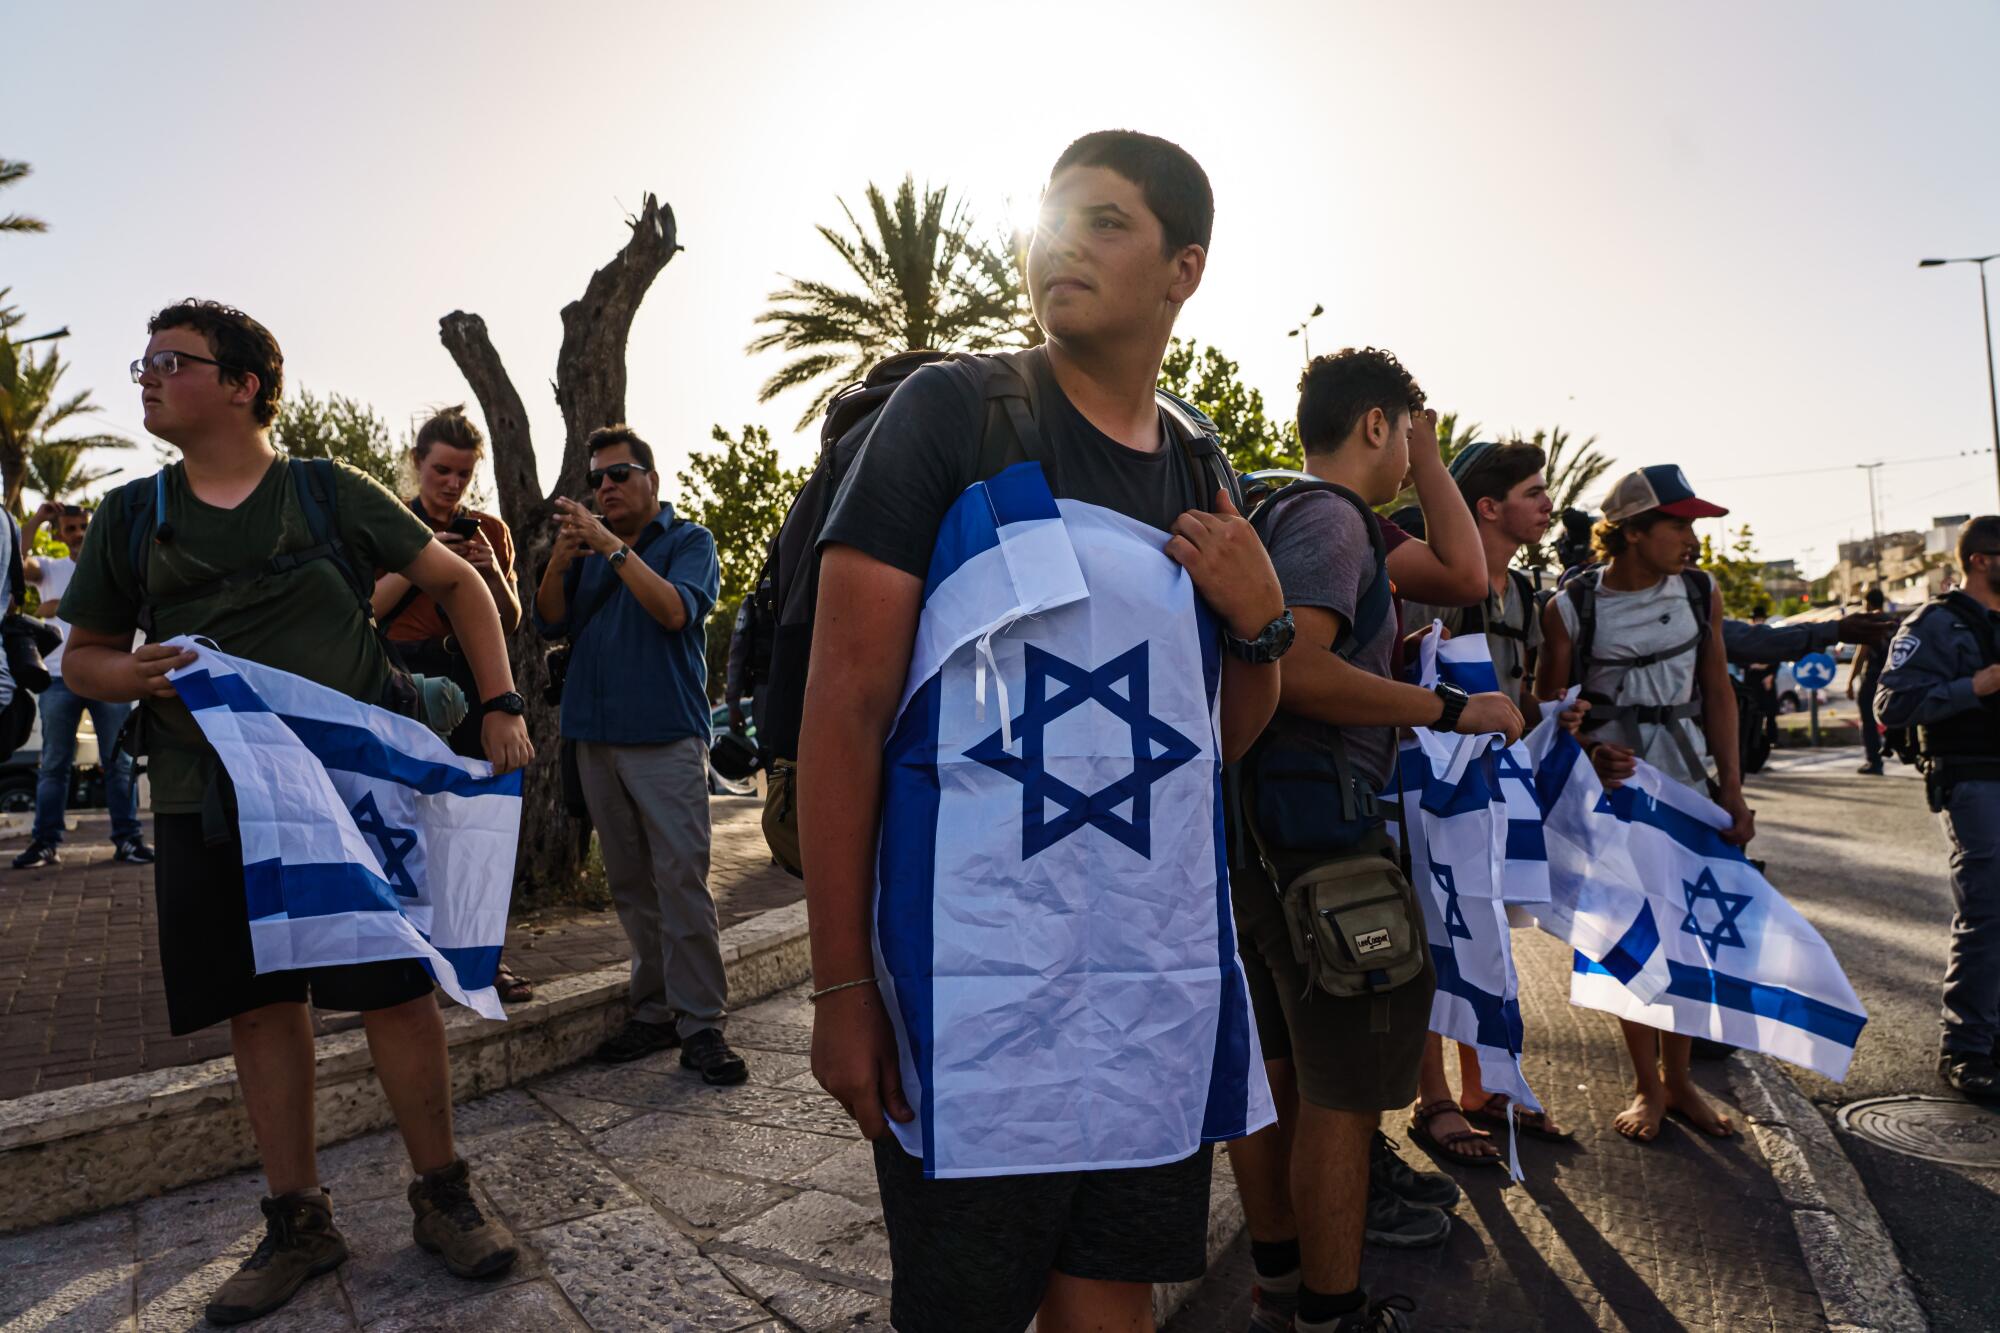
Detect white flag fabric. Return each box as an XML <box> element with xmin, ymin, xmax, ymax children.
<box><xmin>1420</xmin><ymin>631</ymin><xmax>1549</xmax><ymax>905</ymax></box>
<box><xmin>165</xmin><ymin>637</ymin><xmax>521</xmax><ymax>1020</ymax></box>
<box><xmin>1519</xmin><ymin>694</ymin><xmax>1673</xmax><ymax>1005</ymax></box>
<box><xmin>874</xmin><ymin>463</ymin><xmax>1274</xmax><ymax>1179</ymax></box>
<box><xmin>1566</xmin><ymin>759</ymin><xmax>1868</xmax><ymax>1080</ymax></box>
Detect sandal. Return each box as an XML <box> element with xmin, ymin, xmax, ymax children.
<box><xmin>1462</xmin><ymin>1094</ymin><xmax>1575</xmax><ymax>1143</ymax></box>
<box><xmin>494</xmin><ymin>965</ymin><xmax>534</xmax><ymax>1005</ymax></box>
<box><xmin>1408</xmin><ymin>1098</ymin><xmax>1502</xmax><ymax>1167</ymax></box>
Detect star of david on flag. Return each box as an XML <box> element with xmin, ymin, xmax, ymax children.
<box><xmin>165</xmin><ymin>638</ymin><xmax>522</xmax><ymax>1021</ymax></box>
<box><xmin>1680</xmin><ymin>868</ymin><xmax>1752</xmax><ymax>957</ymax></box>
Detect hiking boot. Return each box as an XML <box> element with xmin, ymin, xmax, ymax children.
<box><xmin>1857</xmin><ymin>761</ymin><xmax>1884</xmax><ymax>775</ymax></box>
<box><xmin>409</xmin><ymin>1158</ymin><xmax>517</xmax><ymax>1279</ymax></box>
<box><xmin>114</xmin><ymin>835</ymin><xmax>156</xmax><ymax>863</ymax></box>
<box><xmin>1369</xmin><ymin>1130</ymin><xmax>1459</xmax><ymax>1210</ymax></box>
<box><xmin>1364</xmin><ymin>1189</ymin><xmax>1451</xmax><ymax>1248</ymax></box>
<box><xmin>1304</xmin><ymin>1294</ymin><xmax>1416</xmax><ymax>1333</ymax></box>
<box><xmin>204</xmin><ymin>1189</ymin><xmax>349</xmax><ymax>1326</ymax></box>
<box><xmin>1939</xmin><ymin>1050</ymin><xmax>2000</xmax><ymax>1102</ymax></box>
<box><xmin>681</xmin><ymin>1027</ymin><xmax>749</xmax><ymax>1085</ymax></box>
<box><xmin>11</xmin><ymin>840</ymin><xmax>59</xmax><ymax>869</ymax></box>
<box><xmin>594</xmin><ymin>1017</ymin><xmax>679</xmax><ymax>1064</ymax></box>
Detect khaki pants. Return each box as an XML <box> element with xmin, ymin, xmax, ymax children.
<box><xmin>576</xmin><ymin>738</ymin><xmax>726</xmax><ymax>1037</ymax></box>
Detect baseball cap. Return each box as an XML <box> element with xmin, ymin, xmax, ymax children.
<box><xmin>1600</xmin><ymin>464</ymin><xmax>1728</xmax><ymax>523</ymax></box>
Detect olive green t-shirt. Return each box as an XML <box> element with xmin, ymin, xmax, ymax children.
<box><xmin>61</xmin><ymin>456</ymin><xmax>434</xmax><ymax>813</ymax></box>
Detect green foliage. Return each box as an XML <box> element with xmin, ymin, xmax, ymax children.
<box><xmin>1</xmin><ymin>159</ymin><xmax>46</xmax><ymax>235</ymax></box>
<box><xmin>676</xmin><ymin>423</ymin><xmax>811</xmax><ymax>700</ymax></box>
<box><xmin>1515</xmin><ymin>425</ymin><xmax>1613</xmax><ymax>570</ymax></box>
<box><xmin>0</xmin><ymin>294</ymin><xmax>128</xmax><ymax>512</ymax></box>
<box><xmin>1156</xmin><ymin>338</ymin><xmax>1299</xmax><ymax>475</ymax></box>
<box><xmin>1699</xmin><ymin>525</ymin><xmax>1768</xmax><ymax>619</ymax></box>
<box><xmin>749</xmin><ymin>176</ymin><xmax>1034</xmax><ymax>429</ymax></box>
<box><xmin>25</xmin><ymin>439</ymin><xmax>119</xmax><ymax>504</ymax></box>
<box><xmin>273</xmin><ymin>388</ymin><xmax>401</xmax><ymax>491</ymax></box>
<box><xmin>1382</xmin><ymin>411</ymin><xmax>1484</xmax><ymax>515</ymax></box>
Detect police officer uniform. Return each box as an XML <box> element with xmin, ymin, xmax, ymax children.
<box><xmin>1876</xmin><ymin>590</ymin><xmax>2000</xmax><ymax>1099</ymax></box>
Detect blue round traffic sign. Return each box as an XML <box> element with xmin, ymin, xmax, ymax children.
<box><xmin>1793</xmin><ymin>652</ymin><xmax>1837</xmax><ymax>690</ymax></box>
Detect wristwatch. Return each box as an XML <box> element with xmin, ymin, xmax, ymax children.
<box><xmin>608</xmin><ymin>546</ymin><xmax>630</xmax><ymax>570</ymax></box>
<box><xmin>482</xmin><ymin>691</ymin><xmax>527</xmax><ymax>717</ymax></box>
<box><xmin>1224</xmin><ymin>610</ymin><xmax>1296</xmax><ymax>664</ymax></box>
<box><xmin>1431</xmin><ymin>681</ymin><xmax>1470</xmax><ymax>733</ymax></box>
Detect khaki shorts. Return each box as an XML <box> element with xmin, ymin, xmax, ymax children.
<box><xmin>1232</xmin><ymin>861</ymin><xmax>1436</xmax><ymax>1112</ymax></box>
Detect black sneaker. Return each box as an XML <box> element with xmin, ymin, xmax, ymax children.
<box><xmin>680</xmin><ymin>1028</ymin><xmax>749</xmax><ymax>1085</ymax></box>
<box><xmin>1939</xmin><ymin>1050</ymin><xmax>2000</xmax><ymax>1102</ymax></box>
<box><xmin>1364</xmin><ymin>1189</ymin><xmax>1450</xmax><ymax>1248</ymax></box>
<box><xmin>594</xmin><ymin>1017</ymin><xmax>679</xmax><ymax>1064</ymax></box>
<box><xmin>1857</xmin><ymin>762</ymin><xmax>1884</xmax><ymax>775</ymax></box>
<box><xmin>1369</xmin><ymin>1130</ymin><xmax>1459</xmax><ymax>1209</ymax></box>
<box><xmin>114</xmin><ymin>836</ymin><xmax>155</xmax><ymax>864</ymax></box>
<box><xmin>1322</xmin><ymin>1294</ymin><xmax>1416</xmax><ymax>1332</ymax></box>
<box><xmin>10</xmin><ymin>840</ymin><xmax>59</xmax><ymax>870</ymax></box>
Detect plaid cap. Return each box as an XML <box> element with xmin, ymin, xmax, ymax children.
<box><xmin>1601</xmin><ymin>464</ymin><xmax>1728</xmax><ymax>523</ymax></box>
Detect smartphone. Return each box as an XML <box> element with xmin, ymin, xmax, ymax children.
<box><xmin>447</xmin><ymin>516</ymin><xmax>482</xmax><ymax>541</ymax></box>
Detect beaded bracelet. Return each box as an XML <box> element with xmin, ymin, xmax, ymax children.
<box><xmin>808</xmin><ymin>976</ymin><xmax>877</xmax><ymax>1003</ymax></box>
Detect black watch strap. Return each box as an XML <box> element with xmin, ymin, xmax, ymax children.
<box><xmin>482</xmin><ymin>691</ymin><xmax>527</xmax><ymax>716</ymax></box>
<box><xmin>1432</xmin><ymin>682</ymin><xmax>1469</xmax><ymax>733</ymax></box>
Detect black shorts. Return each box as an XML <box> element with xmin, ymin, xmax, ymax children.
<box><xmin>154</xmin><ymin>813</ymin><xmax>435</xmax><ymax>1035</ymax></box>
<box><xmin>873</xmin><ymin>1137</ymin><xmax>1212</xmax><ymax>1333</ymax></box>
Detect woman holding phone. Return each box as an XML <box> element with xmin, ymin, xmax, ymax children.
<box><xmin>373</xmin><ymin>405</ymin><xmax>532</xmax><ymax>1002</ymax></box>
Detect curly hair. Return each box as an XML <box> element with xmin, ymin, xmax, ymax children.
<box><xmin>1297</xmin><ymin>347</ymin><xmax>1426</xmax><ymax>456</ymax></box>
<box><xmin>1591</xmin><ymin>511</ymin><xmax>1670</xmax><ymax>561</ymax></box>
<box><xmin>147</xmin><ymin>299</ymin><xmax>284</xmax><ymax>425</ymax></box>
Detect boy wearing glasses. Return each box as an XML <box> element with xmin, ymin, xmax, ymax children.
<box><xmin>531</xmin><ymin>426</ymin><xmax>743</xmax><ymax>1083</ymax></box>
<box><xmin>58</xmin><ymin>300</ymin><xmax>534</xmax><ymax>1325</ymax></box>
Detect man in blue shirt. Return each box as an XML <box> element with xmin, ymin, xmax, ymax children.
<box><xmin>533</xmin><ymin>425</ymin><xmax>745</xmax><ymax>1084</ymax></box>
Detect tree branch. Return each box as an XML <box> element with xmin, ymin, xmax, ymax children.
<box><xmin>439</xmin><ymin>311</ymin><xmax>543</xmax><ymax>544</ymax></box>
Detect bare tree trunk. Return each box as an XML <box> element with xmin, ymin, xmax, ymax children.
<box><xmin>439</xmin><ymin>194</ymin><xmax>682</xmax><ymax>907</ymax></box>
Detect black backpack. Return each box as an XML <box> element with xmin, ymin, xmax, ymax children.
<box><xmin>1883</xmin><ymin>592</ymin><xmax>2000</xmax><ymax>775</ymax></box>
<box><xmin>755</xmin><ymin>346</ymin><xmax>1235</xmax><ymax>766</ymax></box>
<box><xmin>1240</xmin><ymin>472</ymin><xmax>1392</xmax><ymax>661</ymax></box>
<box><xmin>1561</xmin><ymin>565</ymin><xmax>1715</xmax><ymax>776</ymax></box>
<box><xmin>116</xmin><ymin>458</ymin><xmax>418</xmax><ymax>717</ymax></box>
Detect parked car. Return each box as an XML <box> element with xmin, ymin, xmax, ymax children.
<box><xmin>0</xmin><ymin>709</ymin><xmax>111</xmax><ymax>815</ymax></box>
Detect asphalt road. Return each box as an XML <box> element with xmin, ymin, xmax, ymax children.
<box><xmin>1745</xmin><ymin>741</ymin><xmax>2000</xmax><ymax>1333</ymax></box>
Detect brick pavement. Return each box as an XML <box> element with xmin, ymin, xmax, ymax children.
<box><xmin>1168</xmin><ymin>929</ymin><xmax>1830</xmax><ymax>1332</ymax></box>
<box><xmin>0</xmin><ymin>797</ymin><xmax>798</xmax><ymax>1101</ymax></box>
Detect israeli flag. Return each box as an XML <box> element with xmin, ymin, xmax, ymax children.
<box><xmin>875</xmin><ymin>463</ymin><xmax>1273</xmax><ymax>1179</ymax></box>
<box><xmin>1566</xmin><ymin>759</ymin><xmax>1867</xmax><ymax>1080</ymax></box>
<box><xmin>1419</xmin><ymin>631</ymin><xmax>1548</xmax><ymax>905</ymax></box>
<box><xmin>1520</xmin><ymin>692</ymin><xmax>1672</xmax><ymax>1005</ymax></box>
<box><xmin>165</xmin><ymin>637</ymin><xmax>522</xmax><ymax>1020</ymax></box>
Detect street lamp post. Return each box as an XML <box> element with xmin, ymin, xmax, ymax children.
<box><xmin>1287</xmin><ymin>303</ymin><xmax>1324</xmax><ymax>365</ymax></box>
<box><xmin>1919</xmin><ymin>255</ymin><xmax>2000</xmax><ymax>506</ymax></box>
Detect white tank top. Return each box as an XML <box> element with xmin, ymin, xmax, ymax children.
<box><xmin>1555</xmin><ymin>574</ymin><xmax>1712</xmax><ymax>790</ymax></box>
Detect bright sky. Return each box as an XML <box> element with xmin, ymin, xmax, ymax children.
<box><xmin>10</xmin><ymin>0</ymin><xmax>2000</xmax><ymax>579</ymax></box>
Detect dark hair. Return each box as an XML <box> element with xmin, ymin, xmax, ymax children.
<box><xmin>1864</xmin><ymin>587</ymin><xmax>1886</xmax><ymax>610</ymax></box>
<box><xmin>147</xmin><ymin>299</ymin><xmax>283</xmax><ymax>425</ymax></box>
<box><xmin>1050</xmin><ymin>130</ymin><xmax>1213</xmax><ymax>254</ymax></box>
<box><xmin>1958</xmin><ymin>515</ymin><xmax>2000</xmax><ymax>571</ymax></box>
<box><xmin>1591</xmin><ymin>511</ymin><xmax>1670</xmax><ymax>561</ymax></box>
<box><xmin>1297</xmin><ymin>348</ymin><xmax>1427</xmax><ymax>456</ymax></box>
<box><xmin>1555</xmin><ymin>507</ymin><xmax>1596</xmax><ymax>569</ymax></box>
<box><xmin>414</xmin><ymin>404</ymin><xmax>485</xmax><ymax>462</ymax></box>
<box><xmin>1458</xmin><ymin>441</ymin><xmax>1547</xmax><ymax>510</ymax></box>
<box><xmin>586</xmin><ymin>424</ymin><xmax>655</xmax><ymax>471</ymax></box>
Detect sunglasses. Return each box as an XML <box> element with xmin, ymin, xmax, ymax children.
<box><xmin>587</xmin><ymin>463</ymin><xmax>649</xmax><ymax>489</ymax></box>
<box><xmin>129</xmin><ymin>349</ymin><xmax>240</xmax><ymax>383</ymax></box>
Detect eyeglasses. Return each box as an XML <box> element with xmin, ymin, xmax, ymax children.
<box><xmin>129</xmin><ymin>349</ymin><xmax>238</xmax><ymax>383</ymax></box>
<box><xmin>587</xmin><ymin>463</ymin><xmax>649</xmax><ymax>489</ymax></box>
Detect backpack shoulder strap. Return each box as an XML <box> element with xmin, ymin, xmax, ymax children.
<box><xmin>1941</xmin><ymin>591</ymin><xmax>2000</xmax><ymax>665</ymax></box>
<box><xmin>1248</xmin><ymin>478</ymin><xmax>1388</xmax><ymax>661</ymax></box>
<box><xmin>1562</xmin><ymin>569</ymin><xmax>1600</xmax><ymax>687</ymax></box>
<box><xmin>1681</xmin><ymin>568</ymin><xmax>1715</xmax><ymax>642</ymax></box>
<box><xmin>971</xmin><ymin>349</ymin><xmax>1052</xmax><ymax>488</ymax></box>
<box><xmin>119</xmin><ymin>472</ymin><xmax>163</xmax><ymax>637</ymax></box>
<box><xmin>283</xmin><ymin>458</ymin><xmax>373</xmax><ymax>610</ymax></box>
<box><xmin>1156</xmin><ymin>388</ymin><xmax>1243</xmax><ymax>514</ymax></box>
<box><xmin>1508</xmin><ymin>568</ymin><xmax>1534</xmax><ymax>631</ymax></box>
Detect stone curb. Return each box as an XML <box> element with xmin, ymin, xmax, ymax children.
<box><xmin>0</xmin><ymin>899</ymin><xmax>811</xmax><ymax>1234</ymax></box>
<box><xmin>1727</xmin><ymin>1051</ymin><xmax>1930</xmax><ymax>1332</ymax></box>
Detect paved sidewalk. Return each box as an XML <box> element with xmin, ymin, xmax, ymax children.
<box><xmin>1170</xmin><ymin>930</ymin><xmax>1832</xmax><ymax>1333</ymax></box>
<box><xmin>0</xmin><ymin>797</ymin><xmax>798</xmax><ymax>1100</ymax></box>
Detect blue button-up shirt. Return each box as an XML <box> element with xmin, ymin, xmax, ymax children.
<box><xmin>534</xmin><ymin>507</ymin><xmax>720</xmax><ymax>746</ymax></box>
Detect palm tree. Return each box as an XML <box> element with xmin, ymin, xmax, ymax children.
<box><xmin>1</xmin><ymin>159</ymin><xmax>47</xmax><ymax>235</ymax></box>
<box><xmin>24</xmin><ymin>440</ymin><xmax>121</xmax><ymax>505</ymax></box>
<box><xmin>1512</xmin><ymin>425</ymin><xmax>1613</xmax><ymax>569</ymax></box>
<box><xmin>0</xmin><ymin>308</ymin><xmax>128</xmax><ymax>512</ymax></box>
<box><xmin>748</xmin><ymin>176</ymin><xmax>1031</xmax><ymax>429</ymax></box>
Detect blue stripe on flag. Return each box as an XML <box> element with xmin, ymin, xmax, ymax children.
<box><xmin>879</xmin><ymin>672</ymin><xmax>944</xmax><ymax>1175</ymax></box>
<box><xmin>1439</xmin><ymin>656</ymin><xmax>1502</xmax><ymax>696</ymax></box>
<box><xmin>175</xmin><ymin>669</ymin><xmax>270</xmax><ymax>714</ymax></box>
<box><xmin>1504</xmin><ymin>819</ymin><xmax>1547</xmax><ymax>862</ymax></box>
<box><xmin>1201</xmin><ymin>757</ymin><xmax>1255</xmax><ymax>1140</ymax></box>
<box><xmin>282</xmin><ymin>717</ymin><xmax>523</xmax><ymax>798</ymax></box>
<box><xmin>243</xmin><ymin>858</ymin><xmax>403</xmax><ymax>921</ymax></box>
<box><xmin>1418</xmin><ymin>752</ymin><xmax>1502</xmax><ymax>817</ymax></box>
<box><xmin>1607</xmin><ymin>785</ymin><xmax>1748</xmax><ymax>863</ymax></box>
<box><xmin>1597</xmin><ymin>901</ymin><xmax>1662</xmax><ymax>985</ymax></box>
<box><xmin>437</xmin><ymin>943</ymin><xmax>502</xmax><ymax>987</ymax></box>
<box><xmin>1430</xmin><ymin>943</ymin><xmax>1525</xmax><ymax>1053</ymax></box>
<box><xmin>922</xmin><ymin>463</ymin><xmax>1057</xmax><ymax>599</ymax></box>
<box><xmin>1572</xmin><ymin>953</ymin><xmax>1866</xmax><ymax>1046</ymax></box>
<box><xmin>1533</xmin><ymin>729</ymin><xmax>1584</xmax><ymax>819</ymax></box>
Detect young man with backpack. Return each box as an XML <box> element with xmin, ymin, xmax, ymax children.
<box><xmin>58</xmin><ymin>300</ymin><xmax>534</xmax><ymax>1326</ymax></box>
<box><xmin>1229</xmin><ymin>349</ymin><xmax>1521</xmax><ymax>1333</ymax></box>
<box><xmin>1398</xmin><ymin>439</ymin><xmax>1571</xmax><ymax>1161</ymax></box>
<box><xmin>1876</xmin><ymin>515</ymin><xmax>2000</xmax><ymax>1101</ymax></box>
<box><xmin>1535</xmin><ymin>464</ymin><xmax>1752</xmax><ymax>1142</ymax></box>
<box><xmin>797</xmin><ymin>131</ymin><xmax>1286</xmax><ymax>1333</ymax></box>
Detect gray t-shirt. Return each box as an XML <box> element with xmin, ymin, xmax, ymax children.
<box><xmin>1264</xmin><ymin>489</ymin><xmax>1396</xmax><ymax>785</ymax></box>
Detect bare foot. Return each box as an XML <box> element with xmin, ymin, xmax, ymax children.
<box><xmin>1414</xmin><ymin>1102</ymin><xmax>1502</xmax><ymax>1162</ymax></box>
<box><xmin>1666</xmin><ymin>1079</ymin><xmax>1736</xmax><ymax>1138</ymax></box>
<box><xmin>1615</xmin><ymin>1088</ymin><xmax>1667</xmax><ymax>1142</ymax></box>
